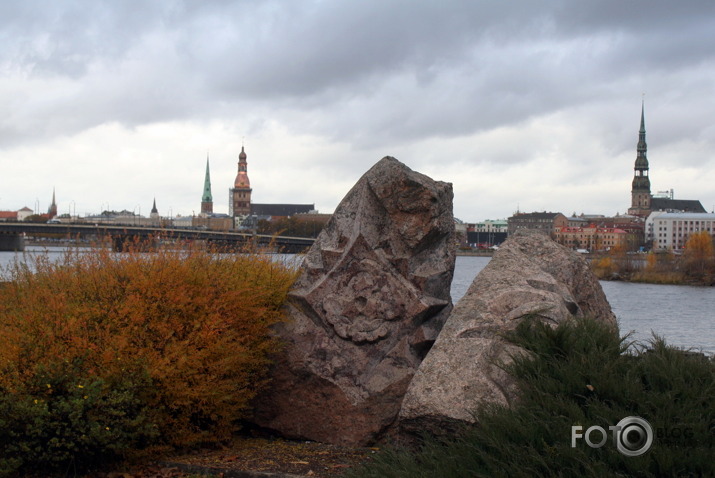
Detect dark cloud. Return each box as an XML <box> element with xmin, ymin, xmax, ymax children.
<box><xmin>1</xmin><ymin>0</ymin><xmax>714</xmax><ymax>219</ymax></box>
<box><xmin>3</xmin><ymin>0</ymin><xmax>714</xmax><ymax>145</ymax></box>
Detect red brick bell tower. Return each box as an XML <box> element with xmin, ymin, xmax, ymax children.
<box><xmin>229</xmin><ymin>146</ymin><xmax>252</xmax><ymax>218</ymax></box>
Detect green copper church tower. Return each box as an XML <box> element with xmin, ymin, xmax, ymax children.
<box><xmin>201</xmin><ymin>155</ymin><xmax>213</xmax><ymax>215</ymax></box>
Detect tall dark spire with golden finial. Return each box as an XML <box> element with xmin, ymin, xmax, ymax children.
<box><xmin>628</xmin><ymin>99</ymin><xmax>652</xmax><ymax>216</ymax></box>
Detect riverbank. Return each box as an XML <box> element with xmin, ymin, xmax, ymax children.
<box><xmin>596</xmin><ymin>271</ymin><xmax>715</xmax><ymax>286</ymax></box>
<box><xmin>589</xmin><ymin>251</ymin><xmax>715</xmax><ymax>287</ymax></box>
<box><xmin>458</xmin><ymin>248</ymin><xmax>715</xmax><ymax>286</ymax></box>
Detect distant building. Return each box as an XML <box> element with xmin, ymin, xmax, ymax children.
<box><xmin>646</xmin><ymin>211</ymin><xmax>715</xmax><ymax>251</ymax></box>
<box><xmin>149</xmin><ymin>198</ymin><xmax>160</xmax><ymax>225</ymax></box>
<box><xmin>225</xmin><ymin>146</ymin><xmax>318</xmax><ymax>229</ymax></box>
<box><xmin>242</xmin><ymin>203</ymin><xmax>317</xmax><ymax>231</ymax></box>
<box><xmin>571</xmin><ymin>215</ymin><xmax>645</xmax><ymax>251</ymax></box>
<box><xmin>567</xmin><ymin>216</ymin><xmax>589</xmax><ymax>228</ymax></box>
<box><xmin>627</xmin><ymin>102</ymin><xmax>652</xmax><ymax>217</ymax></box>
<box><xmin>627</xmin><ymin>102</ymin><xmax>705</xmax><ymax>217</ymax></box>
<box><xmin>251</xmin><ymin>203</ymin><xmax>315</xmax><ymax>220</ymax></box>
<box><xmin>466</xmin><ymin>219</ymin><xmax>508</xmax><ymax>247</ymax></box>
<box><xmin>172</xmin><ymin>215</ymin><xmax>193</xmax><ymax>228</ymax></box>
<box><xmin>201</xmin><ymin>156</ymin><xmax>213</xmax><ymax>215</ymax></box>
<box><xmin>472</xmin><ymin>219</ymin><xmax>508</xmax><ymax>233</ymax></box>
<box><xmin>554</xmin><ymin>225</ymin><xmax>630</xmax><ymax>252</ymax></box>
<box><xmin>17</xmin><ymin>207</ymin><xmax>33</xmax><ymax>221</ymax></box>
<box><xmin>197</xmin><ymin>154</ymin><xmax>238</xmax><ymax>230</ymax></box>
<box><xmin>507</xmin><ymin>212</ymin><xmax>568</xmax><ymax>237</ymax></box>
<box><xmin>650</xmin><ymin>197</ymin><xmax>706</xmax><ymax>214</ymax></box>
<box><xmin>192</xmin><ymin>214</ymin><xmax>233</xmax><ymax>231</ymax></box>
<box><xmin>0</xmin><ymin>211</ymin><xmax>18</xmax><ymax>222</ymax></box>
<box><xmin>150</xmin><ymin>198</ymin><xmax>159</xmax><ymax>218</ymax></box>
<box><xmin>47</xmin><ymin>189</ymin><xmax>58</xmax><ymax>219</ymax></box>
<box><xmin>229</xmin><ymin>146</ymin><xmax>252</xmax><ymax>223</ymax></box>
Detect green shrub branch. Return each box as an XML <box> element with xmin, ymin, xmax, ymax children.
<box><xmin>350</xmin><ymin>317</ymin><xmax>715</xmax><ymax>478</ymax></box>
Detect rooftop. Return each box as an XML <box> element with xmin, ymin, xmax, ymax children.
<box><xmin>650</xmin><ymin>198</ymin><xmax>706</xmax><ymax>213</ymax></box>
<box><xmin>649</xmin><ymin>212</ymin><xmax>715</xmax><ymax>220</ymax></box>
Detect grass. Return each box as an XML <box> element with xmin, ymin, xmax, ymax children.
<box><xmin>348</xmin><ymin>317</ymin><xmax>715</xmax><ymax>478</ymax></box>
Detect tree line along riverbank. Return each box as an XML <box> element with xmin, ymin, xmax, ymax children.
<box><xmin>589</xmin><ymin>231</ymin><xmax>715</xmax><ymax>286</ymax></box>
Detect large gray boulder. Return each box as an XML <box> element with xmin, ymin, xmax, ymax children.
<box><xmin>398</xmin><ymin>229</ymin><xmax>617</xmax><ymax>437</ymax></box>
<box><xmin>252</xmin><ymin>156</ymin><xmax>456</xmax><ymax>446</ymax></box>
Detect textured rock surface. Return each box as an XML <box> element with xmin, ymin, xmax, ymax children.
<box><xmin>252</xmin><ymin>156</ymin><xmax>456</xmax><ymax>446</ymax></box>
<box><xmin>398</xmin><ymin>229</ymin><xmax>617</xmax><ymax>437</ymax></box>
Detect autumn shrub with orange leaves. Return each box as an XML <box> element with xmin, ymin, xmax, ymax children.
<box><xmin>683</xmin><ymin>231</ymin><xmax>715</xmax><ymax>284</ymax></box>
<box><xmin>0</xmin><ymin>246</ymin><xmax>297</xmax><ymax>475</ymax></box>
<box><xmin>590</xmin><ymin>255</ymin><xmax>615</xmax><ymax>279</ymax></box>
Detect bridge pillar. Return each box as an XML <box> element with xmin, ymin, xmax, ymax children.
<box><xmin>0</xmin><ymin>234</ymin><xmax>25</xmax><ymax>252</ymax></box>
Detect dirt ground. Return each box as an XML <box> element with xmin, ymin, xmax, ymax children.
<box><xmin>156</xmin><ymin>437</ymin><xmax>376</xmax><ymax>477</ymax></box>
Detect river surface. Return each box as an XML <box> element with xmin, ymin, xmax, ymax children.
<box><xmin>452</xmin><ymin>256</ymin><xmax>715</xmax><ymax>355</ymax></box>
<box><xmin>1</xmin><ymin>249</ymin><xmax>714</xmax><ymax>355</ymax></box>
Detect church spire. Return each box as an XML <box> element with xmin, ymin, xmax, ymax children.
<box><xmin>150</xmin><ymin>197</ymin><xmax>160</xmax><ymax>222</ymax></box>
<box><xmin>47</xmin><ymin>187</ymin><xmax>58</xmax><ymax>219</ymax></box>
<box><xmin>628</xmin><ymin>100</ymin><xmax>652</xmax><ymax>217</ymax></box>
<box><xmin>201</xmin><ymin>154</ymin><xmax>213</xmax><ymax>215</ymax></box>
<box><xmin>634</xmin><ymin>99</ymin><xmax>649</xmax><ymax>181</ymax></box>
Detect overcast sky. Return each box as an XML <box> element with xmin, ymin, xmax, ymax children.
<box><xmin>2</xmin><ymin>0</ymin><xmax>714</xmax><ymax>221</ymax></box>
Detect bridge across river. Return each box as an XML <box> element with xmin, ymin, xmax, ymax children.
<box><xmin>0</xmin><ymin>223</ymin><xmax>315</xmax><ymax>253</ymax></box>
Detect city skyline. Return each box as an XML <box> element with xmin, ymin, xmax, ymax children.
<box><xmin>1</xmin><ymin>1</ymin><xmax>714</xmax><ymax>221</ymax></box>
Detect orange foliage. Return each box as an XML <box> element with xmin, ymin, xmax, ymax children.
<box><xmin>631</xmin><ymin>251</ymin><xmax>685</xmax><ymax>284</ymax></box>
<box><xmin>684</xmin><ymin>231</ymin><xmax>715</xmax><ymax>262</ymax></box>
<box><xmin>683</xmin><ymin>231</ymin><xmax>715</xmax><ymax>282</ymax></box>
<box><xmin>590</xmin><ymin>256</ymin><xmax>615</xmax><ymax>279</ymax></box>
<box><xmin>0</xmin><ymin>246</ymin><xmax>298</xmax><ymax>448</ymax></box>
<box><xmin>645</xmin><ymin>252</ymin><xmax>658</xmax><ymax>271</ymax></box>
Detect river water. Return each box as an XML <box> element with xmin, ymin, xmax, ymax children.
<box><xmin>1</xmin><ymin>249</ymin><xmax>713</xmax><ymax>355</ymax></box>
<box><xmin>452</xmin><ymin>256</ymin><xmax>715</xmax><ymax>355</ymax></box>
